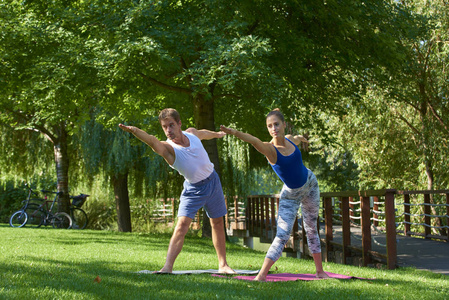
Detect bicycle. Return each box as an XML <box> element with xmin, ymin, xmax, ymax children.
<box><xmin>24</xmin><ymin>190</ymin><xmax>73</xmax><ymax>229</ymax></box>
<box><xmin>9</xmin><ymin>185</ymin><xmax>43</xmax><ymax>228</ymax></box>
<box><xmin>69</xmin><ymin>194</ymin><xmax>89</xmax><ymax>229</ymax></box>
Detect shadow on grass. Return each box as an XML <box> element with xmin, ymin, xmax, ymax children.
<box><xmin>0</xmin><ymin>255</ymin><xmax>412</xmax><ymax>300</ymax></box>
<box><xmin>1</xmin><ymin>224</ymin><xmax>447</xmax><ymax>299</ymax></box>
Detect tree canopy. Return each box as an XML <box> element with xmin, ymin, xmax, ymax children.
<box><xmin>1</xmin><ymin>0</ymin><xmax>447</xmax><ymax>231</ymax></box>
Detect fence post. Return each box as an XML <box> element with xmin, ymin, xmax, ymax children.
<box><xmin>255</xmin><ymin>197</ymin><xmax>260</xmax><ymax>234</ymax></box>
<box><xmin>263</xmin><ymin>198</ymin><xmax>269</xmax><ymax>240</ymax></box>
<box><xmin>341</xmin><ymin>197</ymin><xmax>350</xmax><ymax>264</ymax></box>
<box><xmin>270</xmin><ymin>197</ymin><xmax>276</xmax><ymax>240</ymax></box>
<box><xmin>385</xmin><ymin>190</ymin><xmax>397</xmax><ymax>269</ymax></box>
<box><xmin>424</xmin><ymin>193</ymin><xmax>431</xmax><ymax>239</ymax></box>
<box><xmin>247</xmin><ymin>197</ymin><xmax>253</xmax><ymax>235</ymax></box>
<box><xmin>300</xmin><ymin>219</ymin><xmax>306</xmax><ymax>256</ymax></box>
<box><xmin>373</xmin><ymin>196</ymin><xmax>379</xmax><ymax>227</ymax></box>
<box><xmin>446</xmin><ymin>193</ymin><xmax>449</xmax><ymax>241</ymax></box>
<box><xmin>234</xmin><ymin>197</ymin><xmax>238</xmax><ymax>229</ymax></box>
<box><xmin>349</xmin><ymin>197</ymin><xmax>356</xmax><ymax>225</ymax></box>
<box><xmin>361</xmin><ymin>196</ymin><xmax>371</xmax><ymax>266</ymax></box>
<box><xmin>251</xmin><ymin>197</ymin><xmax>255</xmax><ymax>234</ymax></box>
<box><xmin>260</xmin><ymin>197</ymin><xmax>265</xmax><ymax>237</ymax></box>
<box><xmin>172</xmin><ymin>198</ymin><xmax>175</xmax><ymax>221</ymax></box>
<box><xmin>324</xmin><ymin>197</ymin><xmax>333</xmax><ymax>262</ymax></box>
<box><xmin>162</xmin><ymin>198</ymin><xmax>166</xmax><ymax>221</ymax></box>
<box><xmin>404</xmin><ymin>194</ymin><xmax>411</xmax><ymax>236</ymax></box>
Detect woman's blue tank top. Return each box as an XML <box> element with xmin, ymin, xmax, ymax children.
<box><xmin>270</xmin><ymin>138</ymin><xmax>308</xmax><ymax>189</ymax></box>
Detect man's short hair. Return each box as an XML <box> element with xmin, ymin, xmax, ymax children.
<box><xmin>158</xmin><ymin>108</ymin><xmax>181</xmax><ymax>123</ymax></box>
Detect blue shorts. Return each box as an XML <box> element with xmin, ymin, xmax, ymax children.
<box><xmin>178</xmin><ymin>170</ymin><xmax>227</xmax><ymax>219</ymax></box>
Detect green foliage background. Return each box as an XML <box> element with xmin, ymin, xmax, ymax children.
<box><xmin>0</xmin><ymin>0</ymin><xmax>448</xmax><ymax>230</ymax></box>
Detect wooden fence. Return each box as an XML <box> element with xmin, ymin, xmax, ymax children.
<box><xmin>322</xmin><ymin>190</ymin><xmax>397</xmax><ymax>269</ymax></box>
<box><xmin>396</xmin><ymin>190</ymin><xmax>449</xmax><ymax>241</ymax></box>
<box><xmin>226</xmin><ymin>189</ymin><xmax>449</xmax><ymax>270</ymax></box>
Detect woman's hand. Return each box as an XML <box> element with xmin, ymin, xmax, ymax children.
<box><xmin>220</xmin><ymin>125</ymin><xmax>235</xmax><ymax>135</ymax></box>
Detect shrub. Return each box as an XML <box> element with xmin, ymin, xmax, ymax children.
<box><xmin>0</xmin><ymin>182</ymin><xmax>28</xmax><ymax>223</ymax></box>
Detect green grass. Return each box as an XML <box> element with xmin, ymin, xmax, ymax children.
<box><xmin>0</xmin><ymin>224</ymin><xmax>447</xmax><ymax>300</ymax></box>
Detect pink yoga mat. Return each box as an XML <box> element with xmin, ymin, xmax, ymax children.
<box><xmin>212</xmin><ymin>272</ymin><xmax>372</xmax><ymax>282</ymax></box>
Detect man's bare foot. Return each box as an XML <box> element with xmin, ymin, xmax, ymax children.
<box><xmin>316</xmin><ymin>271</ymin><xmax>330</xmax><ymax>279</ymax></box>
<box><xmin>152</xmin><ymin>270</ymin><xmax>172</xmax><ymax>274</ymax></box>
<box><xmin>154</xmin><ymin>267</ymin><xmax>172</xmax><ymax>274</ymax></box>
<box><xmin>218</xmin><ymin>266</ymin><xmax>236</xmax><ymax>274</ymax></box>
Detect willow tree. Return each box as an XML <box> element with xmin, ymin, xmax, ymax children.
<box><xmin>0</xmin><ymin>1</ymin><xmax>99</xmax><ymax>211</ymax></box>
<box><xmin>74</xmin><ymin>111</ymin><xmax>184</xmax><ymax>232</ymax></box>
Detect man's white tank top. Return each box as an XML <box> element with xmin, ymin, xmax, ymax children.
<box><xmin>166</xmin><ymin>131</ymin><xmax>214</xmax><ymax>183</ymax></box>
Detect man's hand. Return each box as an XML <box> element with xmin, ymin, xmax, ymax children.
<box><xmin>216</xmin><ymin>131</ymin><xmax>226</xmax><ymax>138</ymax></box>
<box><xmin>220</xmin><ymin>125</ymin><xmax>235</xmax><ymax>135</ymax></box>
<box><xmin>119</xmin><ymin>124</ymin><xmax>137</xmax><ymax>134</ymax></box>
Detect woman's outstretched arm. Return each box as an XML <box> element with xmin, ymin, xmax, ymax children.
<box><xmin>220</xmin><ymin>125</ymin><xmax>276</xmax><ymax>163</ymax></box>
<box><xmin>285</xmin><ymin>134</ymin><xmax>309</xmax><ymax>146</ymax></box>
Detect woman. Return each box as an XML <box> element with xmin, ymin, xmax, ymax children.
<box><xmin>220</xmin><ymin>109</ymin><xmax>328</xmax><ymax>281</ymax></box>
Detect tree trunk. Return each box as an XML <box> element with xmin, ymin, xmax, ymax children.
<box><xmin>53</xmin><ymin>122</ymin><xmax>70</xmax><ymax>213</ymax></box>
<box><xmin>419</xmin><ymin>100</ymin><xmax>434</xmax><ymax>191</ymax></box>
<box><xmin>419</xmin><ymin>87</ymin><xmax>445</xmax><ymax>235</ymax></box>
<box><xmin>112</xmin><ymin>172</ymin><xmax>132</xmax><ymax>232</ymax></box>
<box><xmin>192</xmin><ymin>95</ymin><xmax>221</xmax><ymax>175</ymax></box>
<box><xmin>192</xmin><ymin>95</ymin><xmax>222</xmax><ymax>238</ymax></box>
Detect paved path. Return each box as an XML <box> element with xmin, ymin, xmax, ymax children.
<box><xmin>323</xmin><ymin>226</ymin><xmax>449</xmax><ymax>275</ymax></box>
<box><xmin>395</xmin><ymin>235</ymin><xmax>449</xmax><ymax>275</ymax></box>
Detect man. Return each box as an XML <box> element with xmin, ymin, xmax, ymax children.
<box><xmin>119</xmin><ymin>108</ymin><xmax>234</xmax><ymax>274</ymax></box>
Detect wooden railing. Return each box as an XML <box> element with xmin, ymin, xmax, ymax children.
<box><xmin>322</xmin><ymin>190</ymin><xmax>397</xmax><ymax>269</ymax></box>
<box><xmin>396</xmin><ymin>190</ymin><xmax>449</xmax><ymax>241</ymax></box>
<box><xmin>150</xmin><ymin>198</ymin><xmax>175</xmax><ymax>222</ymax></box>
<box><xmin>225</xmin><ymin>189</ymin><xmax>449</xmax><ymax>270</ymax></box>
<box><xmin>225</xmin><ymin>196</ymin><xmax>246</xmax><ymax>230</ymax></box>
<box><xmin>245</xmin><ymin>195</ymin><xmax>302</xmax><ymax>251</ymax></box>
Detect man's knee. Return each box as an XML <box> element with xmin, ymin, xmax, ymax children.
<box><xmin>174</xmin><ymin>217</ymin><xmax>192</xmax><ymax>235</ymax></box>
<box><xmin>210</xmin><ymin>217</ymin><xmax>224</xmax><ymax>229</ymax></box>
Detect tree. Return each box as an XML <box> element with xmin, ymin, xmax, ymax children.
<box><xmin>386</xmin><ymin>0</ymin><xmax>449</xmax><ymax>234</ymax></box>
<box><xmin>394</xmin><ymin>0</ymin><xmax>449</xmax><ymax>190</ymax></box>
<box><xmin>323</xmin><ymin>0</ymin><xmax>449</xmax><ymax>234</ymax></box>
<box><xmin>0</xmin><ymin>1</ymin><xmax>99</xmax><ymax>211</ymax></box>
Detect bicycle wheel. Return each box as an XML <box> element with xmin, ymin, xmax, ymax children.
<box><xmin>24</xmin><ymin>204</ymin><xmax>45</xmax><ymax>228</ymax></box>
<box><xmin>52</xmin><ymin>212</ymin><xmax>72</xmax><ymax>229</ymax></box>
<box><xmin>9</xmin><ymin>210</ymin><xmax>28</xmax><ymax>228</ymax></box>
<box><xmin>70</xmin><ymin>207</ymin><xmax>88</xmax><ymax>229</ymax></box>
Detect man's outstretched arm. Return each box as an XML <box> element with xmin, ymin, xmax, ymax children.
<box><xmin>185</xmin><ymin>127</ymin><xmax>226</xmax><ymax>140</ymax></box>
<box><xmin>119</xmin><ymin>124</ymin><xmax>175</xmax><ymax>165</ymax></box>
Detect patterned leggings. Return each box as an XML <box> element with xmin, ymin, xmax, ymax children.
<box><xmin>266</xmin><ymin>170</ymin><xmax>321</xmax><ymax>262</ymax></box>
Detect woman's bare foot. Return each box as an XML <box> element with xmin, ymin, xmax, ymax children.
<box><xmin>316</xmin><ymin>271</ymin><xmax>330</xmax><ymax>279</ymax></box>
<box><xmin>253</xmin><ymin>275</ymin><xmax>267</xmax><ymax>282</ymax></box>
